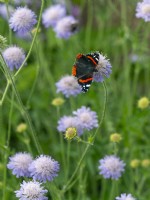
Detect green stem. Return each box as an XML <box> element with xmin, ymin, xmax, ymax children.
<box><xmin>62</xmin><ymin>81</ymin><xmax>107</xmax><ymax>193</ymax></box>
<box><xmin>14</xmin><ymin>0</ymin><xmax>45</xmax><ymax>77</ymax></box>
<box><xmin>0</xmin><ymin>81</ymin><xmax>10</xmax><ymax>106</ymax></box>
<box><xmin>93</xmin><ymin>81</ymin><xmax>107</xmax><ymax>140</ymax></box>
<box><xmin>0</xmin><ymin>53</ymin><xmax>42</xmax><ymax>154</ymax></box>
<box><xmin>2</xmin><ymin>90</ymin><xmax>14</xmax><ymax>200</ymax></box>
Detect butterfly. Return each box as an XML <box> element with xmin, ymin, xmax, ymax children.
<box><xmin>72</xmin><ymin>52</ymin><xmax>99</xmax><ymax>92</ymax></box>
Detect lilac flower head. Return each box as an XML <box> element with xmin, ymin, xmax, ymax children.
<box><xmin>42</xmin><ymin>4</ymin><xmax>66</xmax><ymax>28</ymax></box>
<box><xmin>56</xmin><ymin>75</ymin><xmax>81</xmax><ymax>98</ymax></box>
<box><xmin>116</xmin><ymin>193</ymin><xmax>136</xmax><ymax>200</ymax></box>
<box><xmin>0</xmin><ymin>4</ymin><xmax>14</xmax><ymax>20</ymax></box>
<box><xmin>93</xmin><ymin>52</ymin><xmax>112</xmax><ymax>82</ymax></box>
<box><xmin>7</xmin><ymin>152</ymin><xmax>32</xmax><ymax>178</ymax></box>
<box><xmin>2</xmin><ymin>46</ymin><xmax>25</xmax><ymax>70</ymax></box>
<box><xmin>57</xmin><ymin>115</ymin><xmax>83</xmax><ymax>135</ymax></box>
<box><xmin>54</xmin><ymin>15</ymin><xmax>78</xmax><ymax>39</ymax></box>
<box><xmin>98</xmin><ymin>155</ymin><xmax>125</xmax><ymax>180</ymax></box>
<box><xmin>29</xmin><ymin>155</ymin><xmax>60</xmax><ymax>182</ymax></box>
<box><xmin>136</xmin><ymin>0</ymin><xmax>150</xmax><ymax>22</ymax></box>
<box><xmin>9</xmin><ymin>7</ymin><xmax>37</xmax><ymax>34</ymax></box>
<box><xmin>15</xmin><ymin>180</ymin><xmax>48</xmax><ymax>200</ymax></box>
<box><xmin>73</xmin><ymin>106</ymin><xmax>98</xmax><ymax>131</ymax></box>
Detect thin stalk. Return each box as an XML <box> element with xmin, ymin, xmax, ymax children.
<box><xmin>14</xmin><ymin>0</ymin><xmax>45</xmax><ymax>77</ymax></box>
<box><xmin>0</xmin><ymin>81</ymin><xmax>10</xmax><ymax>106</ymax></box>
<box><xmin>62</xmin><ymin>81</ymin><xmax>107</xmax><ymax>193</ymax></box>
<box><xmin>2</xmin><ymin>90</ymin><xmax>14</xmax><ymax>200</ymax></box>
<box><xmin>0</xmin><ymin>53</ymin><xmax>42</xmax><ymax>154</ymax></box>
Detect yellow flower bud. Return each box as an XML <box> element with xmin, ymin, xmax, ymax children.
<box><xmin>130</xmin><ymin>159</ymin><xmax>140</xmax><ymax>168</ymax></box>
<box><xmin>51</xmin><ymin>97</ymin><xmax>65</xmax><ymax>106</ymax></box>
<box><xmin>65</xmin><ymin>127</ymin><xmax>77</xmax><ymax>140</ymax></box>
<box><xmin>110</xmin><ymin>133</ymin><xmax>122</xmax><ymax>143</ymax></box>
<box><xmin>16</xmin><ymin>123</ymin><xmax>27</xmax><ymax>133</ymax></box>
<box><xmin>138</xmin><ymin>97</ymin><xmax>149</xmax><ymax>109</ymax></box>
<box><xmin>141</xmin><ymin>159</ymin><xmax>150</xmax><ymax>168</ymax></box>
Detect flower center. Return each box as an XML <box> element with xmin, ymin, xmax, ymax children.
<box><xmin>141</xmin><ymin>4</ymin><xmax>150</xmax><ymax>14</ymax></box>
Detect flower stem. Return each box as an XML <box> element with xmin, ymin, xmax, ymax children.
<box><xmin>0</xmin><ymin>81</ymin><xmax>10</xmax><ymax>106</ymax></box>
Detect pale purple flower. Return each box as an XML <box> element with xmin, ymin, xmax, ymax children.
<box><xmin>0</xmin><ymin>4</ymin><xmax>14</xmax><ymax>20</ymax></box>
<box><xmin>92</xmin><ymin>52</ymin><xmax>112</xmax><ymax>82</ymax></box>
<box><xmin>57</xmin><ymin>116</ymin><xmax>83</xmax><ymax>135</ymax></box>
<box><xmin>2</xmin><ymin>46</ymin><xmax>25</xmax><ymax>70</ymax></box>
<box><xmin>54</xmin><ymin>15</ymin><xmax>78</xmax><ymax>39</ymax></box>
<box><xmin>98</xmin><ymin>155</ymin><xmax>125</xmax><ymax>180</ymax></box>
<box><xmin>29</xmin><ymin>155</ymin><xmax>60</xmax><ymax>182</ymax></box>
<box><xmin>73</xmin><ymin>106</ymin><xmax>98</xmax><ymax>131</ymax></box>
<box><xmin>116</xmin><ymin>193</ymin><xmax>136</xmax><ymax>200</ymax></box>
<box><xmin>9</xmin><ymin>7</ymin><xmax>37</xmax><ymax>34</ymax></box>
<box><xmin>7</xmin><ymin>152</ymin><xmax>32</xmax><ymax>178</ymax></box>
<box><xmin>42</xmin><ymin>4</ymin><xmax>66</xmax><ymax>28</ymax></box>
<box><xmin>15</xmin><ymin>180</ymin><xmax>48</xmax><ymax>200</ymax></box>
<box><xmin>136</xmin><ymin>0</ymin><xmax>150</xmax><ymax>22</ymax></box>
<box><xmin>56</xmin><ymin>75</ymin><xmax>81</xmax><ymax>98</ymax></box>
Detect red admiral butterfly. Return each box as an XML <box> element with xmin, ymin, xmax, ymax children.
<box><xmin>72</xmin><ymin>52</ymin><xmax>99</xmax><ymax>92</ymax></box>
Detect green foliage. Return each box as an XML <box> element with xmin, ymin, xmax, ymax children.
<box><xmin>0</xmin><ymin>0</ymin><xmax>150</xmax><ymax>200</ymax></box>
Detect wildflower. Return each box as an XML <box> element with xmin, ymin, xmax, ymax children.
<box><xmin>130</xmin><ymin>159</ymin><xmax>140</xmax><ymax>168</ymax></box>
<box><xmin>0</xmin><ymin>35</ymin><xmax>7</xmax><ymax>51</ymax></box>
<box><xmin>65</xmin><ymin>127</ymin><xmax>77</xmax><ymax>140</ymax></box>
<box><xmin>42</xmin><ymin>4</ymin><xmax>66</xmax><ymax>28</ymax></box>
<box><xmin>136</xmin><ymin>0</ymin><xmax>150</xmax><ymax>22</ymax></box>
<box><xmin>56</xmin><ymin>75</ymin><xmax>81</xmax><ymax>98</ymax></box>
<box><xmin>137</xmin><ymin>97</ymin><xmax>149</xmax><ymax>109</ymax></box>
<box><xmin>2</xmin><ymin>46</ymin><xmax>25</xmax><ymax>70</ymax></box>
<box><xmin>93</xmin><ymin>52</ymin><xmax>112</xmax><ymax>82</ymax></box>
<box><xmin>110</xmin><ymin>133</ymin><xmax>122</xmax><ymax>143</ymax></box>
<box><xmin>51</xmin><ymin>97</ymin><xmax>65</xmax><ymax>106</ymax></box>
<box><xmin>9</xmin><ymin>7</ymin><xmax>37</xmax><ymax>35</ymax></box>
<box><xmin>29</xmin><ymin>155</ymin><xmax>60</xmax><ymax>182</ymax></box>
<box><xmin>7</xmin><ymin>152</ymin><xmax>32</xmax><ymax>178</ymax></box>
<box><xmin>73</xmin><ymin>106</ymin><xmax>98</xmax><ymax>131</ymax></box>
<box><xmin>0</xmin><ymin>4</ymin><xmax>14</xmax><ymax>20</ymax></box>
<box><xmin>54</xmin><ymin>15</ymin><xmax>78</xmax><ymax>39</ymax></box>
<box><xmin>57</xmin><ymin>116</ymin><xmax>83</xmax><ymax>135</ymax></box>
<box><xmin>98</xmin><ymin>155</ymin><xmax>125</xmax><ymax>180</ymax></box>
<box><xmin>15</xmin><ymin>180</ymin><xmax>48</xmax><ymax>200</ymax></box>
<box><xmin>141</xmin><ymin>159</ymin><xmax>150</xmax><ymax>167</ymax></box>
<box><xmin>116</xmin><ymin>193</ymin><xmax>136</xmax><ymax>200</ymax></box>
<box><xmin>16</xmin><ymin>123</ymin><xmax>27</xmax><ymax>133</ymax></box>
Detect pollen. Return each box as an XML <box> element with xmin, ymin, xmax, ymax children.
<box><xmin>137</xmin><ymin>97</ymin><xmax>149</xmax><ymax>109</ymax></box>
<box><xmin>65</xmin><ymin>127</ymin><xmax>77</xmax><ymax>140</ymax></box>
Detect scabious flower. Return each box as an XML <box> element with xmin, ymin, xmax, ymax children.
<box><xmin>2</xmin><ymin>46</ymin><xmax>25</xmax><ymax>70</ymax></box>
<box><xmin>0</xmin><ymin>35</ymin><xmax>7</xmax><ymax>51</ymax></box>
<box><xmin>65</xmin><ymin>127</ymin><xmax>77</xmax><ymax>140</ymax></box>
<box><xmin>137</xmin><ymin>96</ymin><xmax>149</xmax><ymax>109</ymax></box>
<box><xmin>110</xmin><ymin>133</ymin><xmax>122</xmax><ymax>143</ymax></box>
<box><xmin>136</xmin><ymin>0</ymin><xmax>150</xmax><ymax>22</ymax></box>
<box><xmin>9</xmin><ymin>7</ymin><xmax>37</xmax><ymax>35</ymax></box>
<box><xmin>0</xmin><ymin>4</ymin><xmax>14</xmax><ymax>20</ymax></box>
<box><xmin>93</xmin><ymin>52</ymin><xmax>112</xmax><ymax>82</ymax></box>
<box><xmin>98</xmin><ymin>155</ymin><xmax>125</xmax><ymax>180</ymax></box>
<box><xmin>16</xmin><ymin>123</ymin><xmax>27</xmax><ymax>133</ymax></box>
<box><xmin>73</xmin><ymin>106</ymin><xmax>98</xmax><ymax>131</ymax></box>
<box><xmin>54</xmin><ymin>15</ymin><xmax>78</xmax><ymax>39</ymax></box>
<box><xmin>130</xmin><ymin>159</ymin><xmax>140</xmax><ymax>168</ymax></box>
<box><xmin>51</xmin><ymin>97</ymin><xmax>65</xmax><ymax>106</ymax></box>
<box><xmin>42</xmin><ymin>4</ymin><xmax>66</xmax><ymax>28</ymax></box>
<box><xmin>29</xmin><ymin>155</ymin><xmax>60</xmax><ymax>182</ymax></box>
<box><xmin>56</xmin><ymin>75</ymin><xmax>81</xmax><ymax>98</ymax></box>
<box><xmin>7</xmin><ymin>152</ymin><xmax>32</xmax><ymax>178</ymax></box>
<box><xmin>116</xmin><ymin>193</ymin><xmax>136</xmax><ymax>200</ymax></box>
<box><xmin>57</xmin><ymin>116</ymin><xmax>83</xmax><ymax>135</ymax></box>
<box><xmin>15</xmin><ymin>180</ymin><xmax>48</xmax><ymax>200</ymax></box>
<box><xmin>141</xmin><ymin>159</ymin><xmax>150</xmax><ymax>167</ymax></box>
